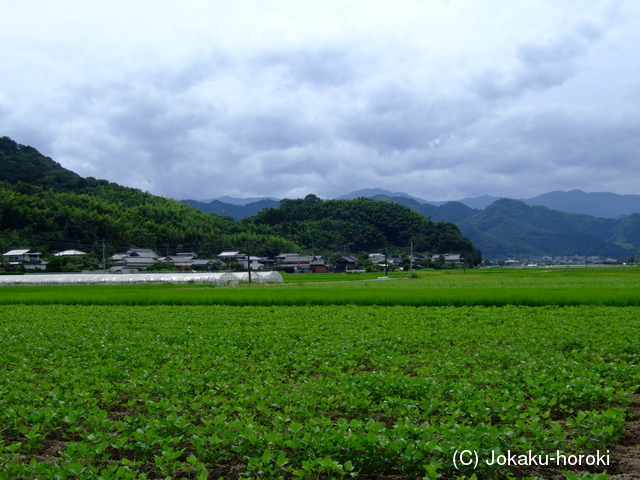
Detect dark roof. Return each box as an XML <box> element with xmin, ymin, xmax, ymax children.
<box><xmin>126</xmin><ymin>248</ymin><xmax>159</xmax><ymax>258</ymax></box>
<box><xmin>122</xmin><ymin>257</ymin><xmax>157</xmax><ymax>265</ymax></box>
<box><xmin>192</xmin><ymin>259</ymin><xmax>220</xmax><ymax>265</ymax></box>
<box><xmin>280</xmin><ymin>255</ymin><xmax>316</xmax><ymax>264</ymax></box>
<box><xmin>336</xmin><ymin>255</ymin><xmax>359</xmax><ymax>263</ymax></box>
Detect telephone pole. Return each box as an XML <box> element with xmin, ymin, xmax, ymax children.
<box><xmin>409</xmin><ymin>238</ymin><xmax>413</xmax><ymax>279</ymax></box>
<box><xmin>246</xmin><ymin>239</ymin><xmax>252</xmax><ymax>284</ymax></box>
<box><xmin>384</xmin><ymin>247</ymin><xmax>388</xmax><ymax>277</ymax></box>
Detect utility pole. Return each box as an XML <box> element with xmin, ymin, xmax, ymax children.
<box><xmin>384</xmin><ymin>247</ymin><xmax>388</xmax><ymax>277</ymax></box>
<box><xmin>102</xmin><ymin>238</ymin><xmax>106</xmax><ymax>273</ymax></box>
<box><xmin>246</xmin><ymin>239</ymin><xmax>252</xmax><ymax>284</ymax></box>
<box><xmin>409</xmin><ymin>238</ymin><xmax>413</xmax><ymax>279</ymax></box>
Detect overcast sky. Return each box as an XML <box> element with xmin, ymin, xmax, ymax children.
<box><xmin>2</xmin><ymin>0</ymin><xmax>640</xmax><ymax>202</ymax></box>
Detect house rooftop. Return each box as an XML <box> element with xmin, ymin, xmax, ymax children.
<box><xmin>337</xmin><ymin>255</ymin><xmax>359</xmax><ymax>263</ymax></box>
<box><xmin>3</xmin><ymin>249</ymin><xmax>32</xmax><ymax>256</ymax></box>
<box><xmin>125</xmin><ymin>248</ymin><xmax>159</xmax><ymax>258</ymax></box>
<box><xmin>54</xmin><ymin>250</ymin><xmax>87</xmax><ymax>257</ymax></box>
<box><xmin>280</xmin><ymin>255</ymin><xmax>316</xmax><ymax>264</ymax></box>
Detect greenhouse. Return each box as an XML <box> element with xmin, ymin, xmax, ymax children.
<box><xmin>0</xmin><ymin>272</ymin><xmax>241</xmax><ymax>286</ymax></box>
<box><xmin>231</xmin><ymin>271</ymin><xmax>283</xmax><ymax>283</ymax></box>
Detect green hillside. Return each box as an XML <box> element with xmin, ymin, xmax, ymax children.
<box><xmin>456</xmin><ymin>199</ymin><xmax>637</xmax><ymax>258</ymax></box>
<box><xmin>377</xmin><ymin>194</ymin><xmax>639</xmax><ymax>258</ymax></box>
<box><xmin>0</xmin><ymin>136</ymin><xmax>89</xmax><ymax>192</ymax></box>
<box><xmin>0</xmin><ymin>137</ymin><xmax>298</xmax><ymax>257</ymax></box>
<box><xmin>244</xmin><ymin>194</ymin><xmax>482</xmax><ymax>265</ymax></box>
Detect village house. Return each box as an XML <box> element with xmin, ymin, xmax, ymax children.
<box><xmin>334</xmin><ymin>255</ymin><xmax>359</xmax><ymax>272</ymax></box>
<box><xmin>277</xmin><ymin>255</ymin><xmax>318</xmax><ymax>273</ymax></box>
<box><xmin>53</xmin><ymin>249</ymin><xmax>87</xmax><ymax>257</ymax></box>
<box><xmin>159</xmin><ymin>255</ymin><xmax>195</xmax><ymax>270</ymax></box>
<box><xmin>431</xmin><ymin>253</ymin><xmax>465</xmax><ymax>266</ymax></box>
<box><xmin>258</xmin><ymin>257</ymin><xmax>276</xmax><ymax>270</ymax></box>
<box><xmin>275</xmin><ymin>253</ymin><xmax>300</xmax><ymax>260</ymax></box>
<box><xmin>2</xmin><ymin>249</ymin><xmax>48</xmax><ymax>271</ymax></box>
<box><xmin>368</xmin><ymin>253</ymin><xmax>386</xmax><ymax>264</ymax></box>
<box><xmin>310</xmin><ymin>259</ymin><xmax>330</xmax><ymax>273</ymax></box>
<box><xmin>216</xmin><ymin>251</ymin><xmax>262</xmax><ymax>271</ymax></box>
<box><xmin>238</xmin><ymin>255</ymin><xmax>263</xmax><ymax>271</ymax></box>
<box><xmin>111</xmin><ymin>248</ymin><xmax>159</xmax><ymax>271</ymax></box>
<box><xmin>155</xmin><ymin>253</ymin><xmax>226</xmax><ymax>271</ymax></box>
<box><xmin>191</xmin><ymin>258</ymin><xmax>225</xmax><ymax>271</ymax></box>
<box><xmin>216</xmin><ymin>251</ymin><xmax>243</xmax><ymax>263</ymax></box>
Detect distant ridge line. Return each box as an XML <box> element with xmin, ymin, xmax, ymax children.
<box><xmin>189</xmin><ymin>188</ymin><xmax>640</xmax><ymax>219</ymax></box>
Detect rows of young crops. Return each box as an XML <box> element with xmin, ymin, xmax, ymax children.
<box><xmin>1</xmin><ymin>304</ymin><xmax>639</xmax><ymax>479</ymax></box>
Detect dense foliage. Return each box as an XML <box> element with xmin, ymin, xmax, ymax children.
<box><xmin>0</xmin><ymin>136</ymin><xmax>90</xmax><ymax>193</ymax></box>
<box><xmin>1</xmin><ymin>302</ymin><xmax>637</xmax><ymax>479</ymax></box>
<box><xmin>0</xmin><ymin>136</ymin><xmax>296</xmax><ymax>256</ymax></box>
<box><xmin>456</xmin><ymin>199</ymin><xmax>638</xmax><ymax>258</ymax></box>
<box><xmin>0</xmin><ymin>180</ymin><xmax>299</xmax><ymax>258</ymax></box>
<box><xmin>244</xmin><ymin>195</ymin><xmax>481</xmax><ymax>265</ymax></box>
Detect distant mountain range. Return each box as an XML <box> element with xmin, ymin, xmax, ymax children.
<box><xmin>181</xmin><ymin>198</ymin><xmax>281</xmax><ymax>219</ymax></box>
<box><xmin>335</xmin><ymin>188</ymin><xmax>442</xmax><ymax>205</ymax></box>
<box><xmin>198</xmin><ymin>195</ymin><xmax>280</xmax><ymax>206</ymax></box>
<box><xmin>521</xmin><ymin>190</ymin><xmax>640</xmax><ymax>219</ymax></box>
<box><xmin>338</xmin><ymin>188</ymin><xmax>640</xmax><ymax>218</ymax></box>
<box><xmin>182</xmin><ymin>188</ymin><xmax>640</xmax><ymax>258</ymax></box>
<box><xmin>186</xmin><ymin>188</ymin><xmax>640</xmax><ymax>220</ymax></box>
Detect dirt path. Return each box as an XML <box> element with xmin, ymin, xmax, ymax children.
<box><xmin>609</xmin><ymin>393</ymin><xmax>640</xmax><ymax>479</ymax></box>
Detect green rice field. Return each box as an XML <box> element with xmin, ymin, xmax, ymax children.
<box><xmin>1</xmin><ymin>267</ymin><xmax>639</xmax><ymax>307</ymax></box>
<box><xmin>1</xmin><ymin>268</ymin><xmax>639</xmax><ymax>479</ymax></box>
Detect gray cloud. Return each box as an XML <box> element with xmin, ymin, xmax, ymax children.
<box><xmin>221</xmin><ymin>114</ymin><xmax>323</xmax><ymax>151</ymax></box>
<box><xmin>342</xmin><ymin>88</ymin><xmax>483</xmax><ymax>154</ymax></box>
<box><xmin>255</xmin><ymin>47</ymin><xmax>356</xmax><ymax>87</ymax></box>
<box><xmin>1</xmin><ymin>0</ymin><xmax>639</xmax><ymax>203</ymax></box>
<box><xmin>472</xmin><ymin>20</ymin><xmax>605</xmax><ymax>100</ymax></box>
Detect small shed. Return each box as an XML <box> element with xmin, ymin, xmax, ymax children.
<box><xmin>310</xmin><ymin>259</ymin><xmax>330</xmax><ymax>273</ymax></box>
<box><xmin>334</xmin><ymin>255</ymin><xmax>359</xmax><ymax>272</ymax></box>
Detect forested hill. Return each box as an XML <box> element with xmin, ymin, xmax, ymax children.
<box><xmin>243</xmin><ymin>195</ymin><xmax>482</xmax><ymax>265</ymax></box>
<box><xmin>0</xmin><ymin>136</ymin><xmax>299</xmax><ymax>256</ymax></box>
<box><xmin>0</xmin><ymin>136</ymin><xmax>92</xmax><ymax>192</ymax></box>
<box><xmin>373</xmin><ymin>194</ymin><xmax>640</xmax><ymax>258</ymax></box>
<box><xmin>0</xmin><ymin>136</ymin><xmax>481</xmax><ymax>262</ymax></box>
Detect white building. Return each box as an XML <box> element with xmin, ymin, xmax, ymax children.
<box><xmin>2</xmin><ymin>249</ymin><xmax>48</xmax><ymax>270</ymax></box>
